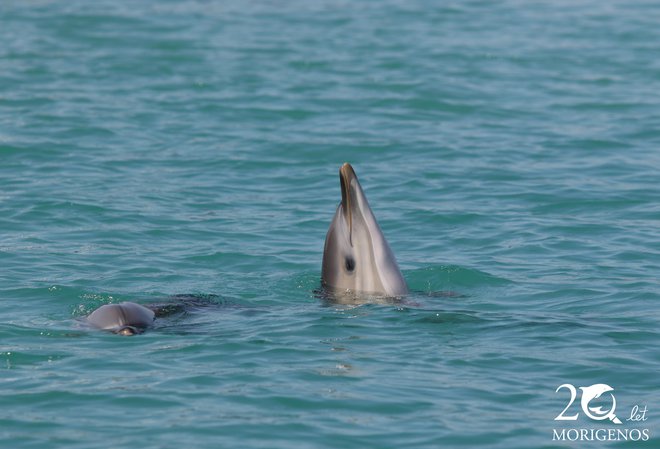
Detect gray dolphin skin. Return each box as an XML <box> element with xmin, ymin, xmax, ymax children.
<box><xmin>86</xmin><ymin>302</ymin><xmax>155</xmax><ymax>336</ymax></box>
<box><xmin>321</xmin><ymin>163</ymin><xmax>408</xmax><ymax>297</ymax></box>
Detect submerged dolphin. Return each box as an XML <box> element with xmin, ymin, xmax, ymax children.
<box><xmin>321</xmin><ymin>163</ymin><xmax>408</xmax><ymax>297</ymax></box>
<box><xmin>86</xmin><ymin>302</ymin><xmax>155</xmax><ymax>336</ymax></box>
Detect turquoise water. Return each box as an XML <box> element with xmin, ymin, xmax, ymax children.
<box><xmin>1</xmin><ymin>1</ymin><xmax>659</xmax><ymax>447</ymax></box>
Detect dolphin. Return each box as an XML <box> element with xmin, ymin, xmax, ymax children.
<box><xmin>86</xmin><ymin>302</ymin><xmax>155</xmax><ymax>336</ymax></box>
<box><xmin>321</xmin><ymin>163</ymin><xmax>408</xmax><ymax>297</ymax></box>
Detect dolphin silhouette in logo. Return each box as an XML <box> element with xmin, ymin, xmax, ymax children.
<box><xmin>321</xmin><ymin>163</ymin><xmax>408</xmax><ymax>297</ymax></box>
<box><xmin>579</xmin><ymin>384</ymin><xmax>622</xmax><ymax>424</ymax></box>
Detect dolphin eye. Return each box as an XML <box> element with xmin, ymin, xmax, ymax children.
<box><xmin>345</xmin><ymin>257</ymin><xmax>355</xmax><ymax>272</ymax></box>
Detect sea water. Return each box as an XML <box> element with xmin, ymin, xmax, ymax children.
<box><xmin>1</xmin><ymin>1</ymin><xmax>659</xmax><ymax>448</ymax></box>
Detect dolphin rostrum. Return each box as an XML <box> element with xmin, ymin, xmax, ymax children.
<box><xmin>321</xmin><ymin>163</ymin><xmax>408</xmax><ymax>297</ymax></box>
<box><xmin>86</xmin><ymin>302</ymin><xmax>155</xmax><ymax>336</ymax></box>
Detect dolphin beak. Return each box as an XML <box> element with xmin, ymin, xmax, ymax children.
<box><xmin>339</xmin><ymin>162</ymin><xmax>355</xmax><ymax>246</ymax></box>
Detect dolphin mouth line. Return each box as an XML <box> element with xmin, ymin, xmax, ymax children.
<box><xmin>339</xmin><ymin>163</ymin><xmax>354</xmax><ymax>246</ymax></box>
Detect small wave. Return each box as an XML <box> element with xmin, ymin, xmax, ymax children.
<box><xmin>405</xmin><ymin>264</ymin><xmax>512</xmax><ymax>292</ymax></box>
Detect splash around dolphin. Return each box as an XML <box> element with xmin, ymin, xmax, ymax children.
<box><xmin>321</xmin><ymin>163</ymin><xmax>408</xmax><ymax>297</ymax></box>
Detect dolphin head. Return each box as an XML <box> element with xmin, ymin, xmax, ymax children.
<box><xmin>321</xmin><ymin>163</ymin><xmax>408</xmax><ymax>297</ymax></box>
<box><xmin>86</xmin><ymin>302</ymin><xmax>155</xmax><ymax>335</ymax></box>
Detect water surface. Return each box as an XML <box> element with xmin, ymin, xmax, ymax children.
<box><xmin>1</xmin><ymin>1</ymin><xmax>659</xmax><ymax>448</ymax></box>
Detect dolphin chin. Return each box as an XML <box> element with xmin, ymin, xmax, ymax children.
<box><xmin>86</xmin><ymin>302</ymin><xmax>155</xmax><ymax>335</ymax></box>
<box><xmin>321</xmin><ymin>163</ymin><xmax>408</xmax><ymax>298</ymax></box>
